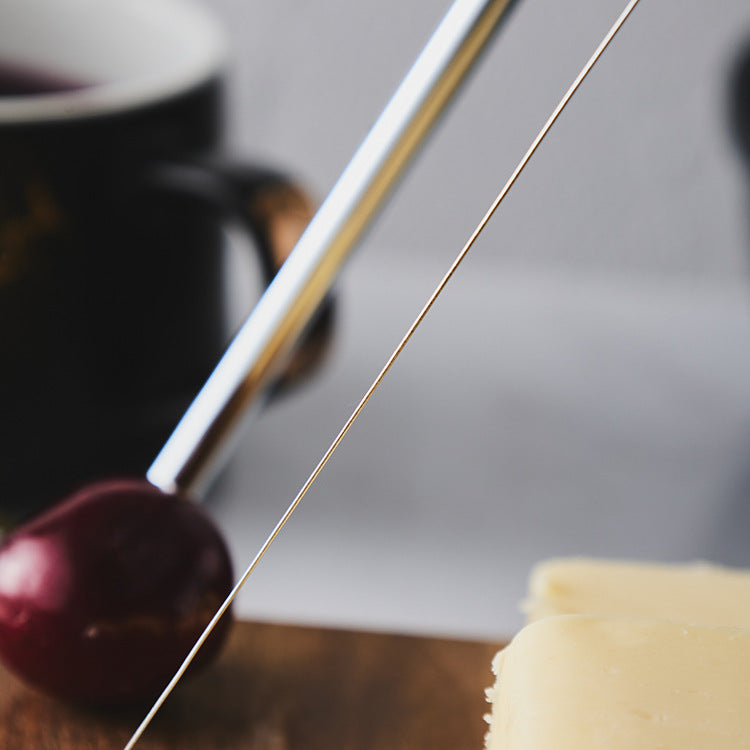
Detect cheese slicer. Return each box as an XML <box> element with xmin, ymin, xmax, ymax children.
<box><xmin>124</xmin><ymin>0</ymin><xmax>642</xmax><ymax>745</ymax></box>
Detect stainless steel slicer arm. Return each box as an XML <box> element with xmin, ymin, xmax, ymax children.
<box><xmin>147</xmin><ymin>0</ymin><xmax>518</xmax><ymax>497</ymax></box>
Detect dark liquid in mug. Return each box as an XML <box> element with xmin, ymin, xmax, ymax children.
<box><xmin>0</xmin><ymin>60</ymin><xmax>91</xmax><ymax>96</ymax></box>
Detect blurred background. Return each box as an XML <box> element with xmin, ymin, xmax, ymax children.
<box><xmin>198</xmin><ymin>0</ymin><xmax>750</xmax><ymax>639</ymax></box>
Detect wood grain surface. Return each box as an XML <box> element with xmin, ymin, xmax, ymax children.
<box><xmin>0</xmin><ymin>620</ymin><xmax>504</xmax><ymax>749</ymax></box>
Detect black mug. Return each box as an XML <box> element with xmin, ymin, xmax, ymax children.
<box><xmin>0</xmin><ymin>0</ymin><xmax>332</xmax><ymax>520</ymax></box>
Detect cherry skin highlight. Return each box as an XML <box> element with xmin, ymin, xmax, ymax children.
<box><xmin>0</xmin><ymin>479</ymin><xmax>234</xmax><ymax>705</ymax></box>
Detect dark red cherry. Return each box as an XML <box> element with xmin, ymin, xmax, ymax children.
<box><xmin>0</xmin><ymin>479</ymin><xmax>233</xmax><ymax>705</ymax></box>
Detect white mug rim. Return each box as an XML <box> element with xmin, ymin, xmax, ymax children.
<box><xmin>0</xmin><ymin>0</ymin><xmax>226</xmax><ymax>124</ymax></box>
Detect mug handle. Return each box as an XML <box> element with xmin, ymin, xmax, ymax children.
<box><xmin>143</xmin><ymin>159</ymin><xmax>335</xmax><ymax>397</ymax></box>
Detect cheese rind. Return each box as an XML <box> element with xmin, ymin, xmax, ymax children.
<box><xmin>485</xmin><ymin>615</ymin><xmax>750</xmax><ymax>750</ymax></box>
<box><xmin>523</xmin><ymin>557</ymin><xmax>750</xmax><ymax>627</ymax></box>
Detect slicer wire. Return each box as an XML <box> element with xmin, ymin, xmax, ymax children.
<box><xmin>124</xmin><ymin>0</ymin><xmax>642</xmax><ymax>746</ymax></box>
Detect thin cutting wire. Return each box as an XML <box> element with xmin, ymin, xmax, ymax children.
<box><xmin>124</xmin><ymin>0</ymin><xmax>641</xmax><ymax>746</ymax></box>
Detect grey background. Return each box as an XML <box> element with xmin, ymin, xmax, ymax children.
<box><xmin>200</xmin><ymin>0</ymin><xmax>750</xmax><ymax>639</ymax></box>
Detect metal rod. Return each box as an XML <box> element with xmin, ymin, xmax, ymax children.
<box><xmin>146</xmin><ymin>0</ymin><xmax>518</xmax><ymax>497</ymax></box>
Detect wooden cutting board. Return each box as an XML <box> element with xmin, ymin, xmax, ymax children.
<box><xmin>0</xmin><ymin>620</ymin><xmax>504</xmax><ymax>749</ymax></box>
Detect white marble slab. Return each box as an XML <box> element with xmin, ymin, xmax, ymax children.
<box><xmin>211</xmin><ymin>255</ymin><xmax>750</xmax><ymax>638</ymax></box>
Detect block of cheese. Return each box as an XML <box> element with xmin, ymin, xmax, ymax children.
<box><xmin>523</xmin><ymin>557</ymin><xmax>750</xmax><ymax>627</ymax></box>
<box><xmin>485</xmin><ymin>614</ymin><xmax>750</xmax><ymax>750</ymax></box>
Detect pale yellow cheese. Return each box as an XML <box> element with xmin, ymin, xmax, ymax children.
<box><xmin>523</xmin><ymin>557</ymin><xmax>750</xmax><ymax>627</ymax></box>
<box><xmin>485</xmin><ymin>615</ymin><xmax>750</xmax><ymax>750</ymax></box>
